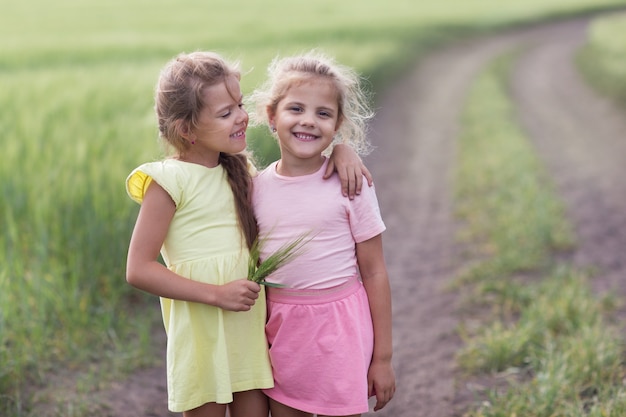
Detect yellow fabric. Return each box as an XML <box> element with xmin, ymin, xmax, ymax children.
<box><xmin>126</xmin><ymin>159</ymin><xmax>272</xmax><ymax>412</ymax></box>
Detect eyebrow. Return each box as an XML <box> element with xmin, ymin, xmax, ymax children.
<box><xmin>285</xmin><ymin>101</ymin><xmax>336</xmax><ymax>113</ymax></box>
<box><xmin>214</xmin><ymin>95</ymin><xmax>243</xmax><ymax>114</ymax></box>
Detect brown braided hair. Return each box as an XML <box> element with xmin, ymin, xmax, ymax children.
<box><xmin>218</xmin><ymin>152</ymin><xmax>257</xmax><ymax>249</ymax></box>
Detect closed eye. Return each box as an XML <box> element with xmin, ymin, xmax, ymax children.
<box><xmin>218</xmin><ymin>101</ymin><xmax>245</xmax><ymax>118</ymax></box>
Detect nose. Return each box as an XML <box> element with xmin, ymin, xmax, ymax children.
<box><xmin>237</xmin><ymin>107</ymin><xmax>249</xmax><ymax>126</ymax></box>
<box><xmin>299</xmin><ymin>112</ymin><xmax>315</xmax><ymax>127</ymax></box>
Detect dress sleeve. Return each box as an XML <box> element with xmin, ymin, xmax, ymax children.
<box><xmin>126</xmin><ymin>161</ymin><xmax>183</xmax><ymax>206</ymax></box>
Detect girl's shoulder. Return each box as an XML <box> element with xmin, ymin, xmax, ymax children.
<box><xmin>253</xmin><ymin>161</ymin><xmax>277</xmax><ymax>181</ymax></box>
<box><xmin>127</xmin><ymin>159</ymin><xmax>186</xmax><ymax>185</ymax></box>
<box><xmin>132</xmin><ymin>159</ymin><xmax>222</xmax><ymax>179</ymax></box>
<box><xmin>126</xmin><ymin>159</ymin><xmax>196</xmax><ymax>205</ymax></box>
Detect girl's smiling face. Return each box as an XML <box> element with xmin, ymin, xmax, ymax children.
<box><xmin>187</xmin><ymin>76</ymin><xmax>248</xmax><ymax>164</ymax></box>
<box><xmin>270</xmin><ymin>77</ymin><xmax>342</xmax><ymax>174</ymax></box>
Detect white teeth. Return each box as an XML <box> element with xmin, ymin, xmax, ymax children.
<box><xmin>294</xmin><ymin>133</ymin><xmax>316</xmax><ymax>140</ymax></box>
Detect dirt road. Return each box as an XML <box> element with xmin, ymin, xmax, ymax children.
<box><xmin>364</xmin><ymin>13</ymin><xmax>626</xmax><ymax>417</ymax></box>
<box><xmin>103</xmin><ymin>13</ymin><xmax>626</xmax><ymax>417</ymax></box>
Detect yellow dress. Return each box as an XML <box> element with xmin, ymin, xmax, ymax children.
<box><xmin>126</xmin><ymin>159</ymin><xmax>272</xmax><ymax>412</ymax></box>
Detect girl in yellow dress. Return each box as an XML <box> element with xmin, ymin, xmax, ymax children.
<box><xmin>125</xmin><ymin>51</ymin><xmax>369</xmax><ymax>417</ymax></box>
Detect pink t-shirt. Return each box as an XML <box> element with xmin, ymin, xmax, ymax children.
<box><xmin>252</xmin><ymin>158</ymin><xmax>386</xmax><ymax>289</ymax></box>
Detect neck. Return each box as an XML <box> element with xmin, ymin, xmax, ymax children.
<box><xmin>276</xmin><ymin>155</ymin><xmax>325</xmax><ymax>177</ymax></box>
<box><xmin>177</xmin><ymin>149</ymin><xmax>220</xmax><ymax>168</ymax></box>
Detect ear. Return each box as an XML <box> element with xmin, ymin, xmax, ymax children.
<box><xmin>176</xmin><ymin>120</ymin><xmax>194</xmax><ymax>142</ymax></box>
<box><xmin>334</xmin><ymin>114</ymin><xmax>344</xmax><ymax>133</ymax></box>
<box><xmin>266</xmin><ymin>105</ymin><xmax>276</xmax><ymax>126</ymax></box>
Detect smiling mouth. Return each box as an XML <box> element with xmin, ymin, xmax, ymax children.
<box><xmin>293</xmin><ymin>132</ymin><xmax>317</xmax><ymax>141</ymax></box>
<box><xmin>231</xmin><ymin>130</ymin><xmax>246</xmax><ymax>139</ymax></box>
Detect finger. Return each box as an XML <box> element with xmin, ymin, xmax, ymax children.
<box><xmin>374</xmin><ymin>399</ymin><xmax>384</xmax><ymax>411</ymax></box>
<box><xmin>383</xmin><ymin>386</ymin><xmax>395</xmax><ymax>406</ymax></box>
<box><xmin>339</xmin><ymin>167</ymin><xmax>350</xmax><ymax>197</ymax></box>
<box><xmin>372</xmin><ymin>384</ymin><xmax>392</xmax><ymax>411</ymax></box>
<box><xmin>246</xmin><ymin>289</ymin><xmax>258</xmax><ymax>300</ymax></box>
<box><xmin>354</xmin><ymin>172</ymin><xmax>364</xmax><ymax>196</ymax></box>
<box><xmin>236</xmin><ymin>303</ymin><xmax>252</xmax><ymax>312</ymax></box>
<box><xmin>374</xmin><ymin>393</ymin><xmax>390</xmax><ymax>411</ymax></box>
<box><xmin>347</xmin><ymin>171</ymin><xmax>357</xmax><ymax>200</ymax></box>
<box><xmin>362</xmin><ymin>165</ymin><xmax>373</xmax><ymax>186</ymax></box>
<box><xmin>246</xmin><ymin>281</ymin><xmax>261</xmax><ymax>292</ymax></box>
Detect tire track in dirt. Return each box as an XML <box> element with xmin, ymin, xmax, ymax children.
<box><xmin>510</xmin><ymin>18</ymin><xmax>626</xmax><ymax>302</ymax></box>
<box><xmin>363</xmin><ymin>14</ymin><xmax>625</xmax><ymax>417</ymax></box>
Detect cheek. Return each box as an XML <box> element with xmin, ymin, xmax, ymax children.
<box><xmin>274</xmin><ymin>116</ymin><xmax>291</xmax><ymax>128</ymax></box>
<box><xmin>328</xmin><ymin>120</ymin><xmax>340</xmax><ymax>133</ymax></box>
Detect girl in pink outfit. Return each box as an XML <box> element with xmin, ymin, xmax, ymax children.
<box><xmin>249</xmin><ymin>51</ymin><xmax>396</xmax><ymax>417</ymax></box>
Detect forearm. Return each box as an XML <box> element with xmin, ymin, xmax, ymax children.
<box><xmin>126</xmin><ymin>260</ymin><xmax>219</xmax><ymax>306</ymax></box>
<box><xmin>362</xmin><ymin>272</ymin><xmax>393</xmax><ymax>361</ymax></box>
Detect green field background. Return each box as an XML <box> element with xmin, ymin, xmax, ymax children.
<box><xmin>2</xmin><ymin>0</ymin><xmax>625</xmax><ymax>414</ymax></box>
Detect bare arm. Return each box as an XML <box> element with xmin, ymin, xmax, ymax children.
<box><xmin>356</xmin><ymin>234</ymin><xmax>396</xmax><ymax>411</ymax></box>
<box><xmin>325</xmin><ymin>143</ymin><xmax>373</xmax><ymax>199</ymax></box>
<box><xmin>126</xmin><ymin>181</ymin><xmax>260</xmax><ymax>312</ymax></box>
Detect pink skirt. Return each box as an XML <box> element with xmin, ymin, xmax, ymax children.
<box><xmin>263</xmin><ymin>278</ymin><xmax>374</xmax><ymax>415</ymax></box>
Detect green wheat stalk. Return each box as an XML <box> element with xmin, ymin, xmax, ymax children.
<box><xmin>247</xmin><ymin>232</ymin><xmax>312</xmax><ymax>288</ymax></box>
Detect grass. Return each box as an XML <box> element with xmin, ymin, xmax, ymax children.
<box><xmin>577</xmin><ymin>11</ymin><xmax>626</xmax><ymax>108</ymax></box>
<box><xmin>454</xmin><ymin>53</ymin><xmax>626</xmax><ymax>416</ymax></box>
<box><xmin>453</xmin><ymin>53</ymin><xmax>575</xmax><ymax>288</ymax></box>
<box><xmin>2</xmin><ymin>0</ymin><xmax>626</xmax><ymax>415</ymax></box>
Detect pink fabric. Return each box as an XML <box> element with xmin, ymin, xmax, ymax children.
<box><xmin>252</xmin><ymin>158</ymin><xmax>385</xmax><ymax>289</ymax></box>
<box><xmin>263</xmin><ymin>279</ymin><xmax>374</xmax><ymax>415</ymax></box>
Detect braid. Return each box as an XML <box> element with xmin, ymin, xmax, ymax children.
<box><xmin>219</xmin><ymin>152</ymin><xmax>258</xmax><ymax>250</ymax></box>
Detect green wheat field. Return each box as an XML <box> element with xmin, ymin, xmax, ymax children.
<box><xmin>2</xmin><ymin>0</ymin><xmax>625</xmax><ymax>415</ymax></box>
